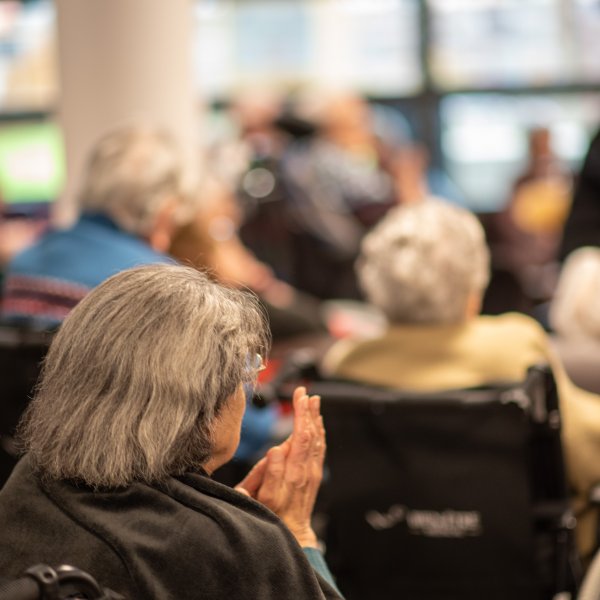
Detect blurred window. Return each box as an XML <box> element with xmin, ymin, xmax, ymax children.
<box><xmin>193</xmin><ymin>0</ymin><xmax>422</xmax><ymax>99</ymax></box>
<box><xmin>440</xmin><ymin>93</ymin><xmax>600</xmax><ymax>212</ymax></box>
<box><xmin>428</xmin><ymin>0</ymin><xmax>600</xmax><ymax>89</ymax></box>
<box><xmin>0</xmin><ymin>0</ymin><xmax>56</xmax><ymax>110</ymax></box>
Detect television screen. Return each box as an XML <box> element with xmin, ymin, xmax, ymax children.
<box><xmin>0</xmin><ymin>120</ymin><xmax>64</xmax><ymax>211</ymax></box>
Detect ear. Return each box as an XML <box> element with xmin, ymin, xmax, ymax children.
<box><xmin>147</xmin><ymin>196</ymin><xmax>179</xmax><ymax>253</ymax></box>
<box><xmin>464</xmin><ymin>291</ymin><xmax>483</xmax><ymax>320</ymax></box>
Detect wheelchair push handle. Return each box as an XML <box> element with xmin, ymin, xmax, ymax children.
<box><xmin>0</xmin><ymin>564</ymin><xmax>122</xmax><ymax>600</ymax></box>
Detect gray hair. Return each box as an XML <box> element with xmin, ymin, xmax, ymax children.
<box><xmin>550</xmin><ymin>246</ymin><xmax>600</xmax><ymax>339</ymax></box>
<box><xmin>19</xmin><ymin>264</ymin><xmax>270</xmax><ymax>488</ymax></box>
<box><xmin>357</xmin><ymin>199</ymin><xmax>490</xmax><ymax>324</ymax></box>
<box><xmin>78</xmin><ymin>125</ymin><xmax>189</xmax><ymax>236</ymax></box>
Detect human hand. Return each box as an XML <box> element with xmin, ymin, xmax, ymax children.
<box><xmin>235</xmin><ymin>386</ymin><xmax>325</xmax><ymax>548</ymax></box>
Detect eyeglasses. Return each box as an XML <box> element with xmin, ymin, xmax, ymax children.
<box><xmin>246</xmin><ymin>353</ymin><xmax>266</xmax><ymax>377</ymax></box>
<box><xmin>254</xmin><ymin>353</ymin><xmax>267</xmax><ymax>373</ymax></box>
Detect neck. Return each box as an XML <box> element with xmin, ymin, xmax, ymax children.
<box><xmin>464</xmin><ymin>292</ymin><xmax>482</xmax><ymax>320</ymax></box>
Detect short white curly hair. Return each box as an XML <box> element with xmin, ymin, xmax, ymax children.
<box><xmin>550</xmin><ymin>247</ymin><xmax>600</xmax><ymax>340</ymax></box>
<box><xmin>357</xmin><ymin>199</ymin><xmax>490</xmax><ymax>324</ymax></box>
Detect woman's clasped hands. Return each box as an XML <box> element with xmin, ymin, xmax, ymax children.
<box><xmin>236</xmin><ymin>386</ymin><xmax>326</xmax><ymax>548</ymax></box>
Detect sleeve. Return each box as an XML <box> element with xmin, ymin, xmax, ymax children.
<box><xmin>560</xmin><ymin>129</ymin><xmax>600</xmax><ymax>260</ymax></box>
<box><xmin>302</xmin><ymin>547</ymin><xmax>344</xmax><ymax>598</ymax></box>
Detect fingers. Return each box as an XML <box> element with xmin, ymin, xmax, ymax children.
<box><xmin>312</xmin><ymin>414</ymin><xmax>326</xmax><ymax>465</ymax></box>
<box><xmin>287</xmin><ymin>393</ymin><xmax>312</xmax><ymax>487</ymax></box>
<box><xmin>257</xmin><ymin>445</ymin><xmax>287</xmax><ymax>507</ymax></box>
<box><xmin>309</xmin><ymin>393</ymin><xmax>320</xmax><ymax>421</ymax></box>
<box><xmin>307</xmin><ymin>415</ymin><xmax>326</xmax><ymax>502</ymax></box>
<box><xmin>309</xmin><ymin>396</ymin><xmax>325</xmax><ymax>464</ymax></box>
<box><xmin>235</xmin><ymin>455</ymin><xmax>267</xmax><ymax>497</ymax></box>
<box><xmin>239</xmin><ymin>388</ymin><xmax>327</xmax><ymax>543</ymax></box>
<box><xmin>291</xmin><ymin>387</ymin><xmax>308</xmax><ymax>440</ymax></box>
<box><xmin>286</xmin><ymin>388</ymin><xmax>323</xmax><ymax>489</ymax></box>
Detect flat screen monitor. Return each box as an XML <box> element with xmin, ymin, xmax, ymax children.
<box><xmin>0</xmin><ymin>120</ymin><xmax>64</xmax><ymax>214</ymax></box>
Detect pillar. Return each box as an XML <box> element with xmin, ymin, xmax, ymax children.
<box><xmin>54</xmin><ymin>0</ymin><xmax>198</xmax><ymax>224</ymax></box>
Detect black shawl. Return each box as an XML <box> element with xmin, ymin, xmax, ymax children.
<box><xmin>0</xmin><ymin>457</ymin><xmax>342</xmax><ymax>599</ymax></box>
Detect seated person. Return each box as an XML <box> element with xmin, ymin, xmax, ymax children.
<box><xmin>549</xmin><ymin>246</ymin><xmax>600</xmax><ymax>394</ymax></box>
<box><xmin>170</xmin><ymin>175</ymin><xmax>325</xmax><ymax>342</ymax></box>
<box><xmin>170</xmin><ymin>176</ymin><xmax>328</xmax><ymax>481</ymax></box>
<box><xmin>1</xmin><ymin>124</ymin><xmax>188</xmax><ymax>325</ymax></box>
<box><xmin>323</xmin><ymin>199</ymin><xmax>600</xmax><ymax>561</ymax></box>
<box><xmin>0</xmin><ymin>264</ymin><xmax>342</xmax><ymax>600</ymax></box>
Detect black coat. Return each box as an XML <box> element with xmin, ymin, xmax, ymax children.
<box><xmin>560</xmin><ymin>128</ymin><xmax>600</xmax><ymax>260</ymax></box>
<box><xmin>0</xmin><ymin>457</ymin><xmax>342</xmax><ymax>599</ymax></box>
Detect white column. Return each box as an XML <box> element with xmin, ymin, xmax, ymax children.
<box><xmin>54</xmin><ymin>0</ymin><xmax>198</xmax><ymax>224</ymax></box>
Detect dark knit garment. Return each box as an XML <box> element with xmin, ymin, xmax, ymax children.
<box><xmin>0</xmin><ymin>457</ymin><xmax>342</xmax><ymax>599</ymax></box>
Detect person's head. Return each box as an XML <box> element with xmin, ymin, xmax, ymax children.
<box><xmin>77</xmin><ymin>124</ymin><xmax>190</xmax><ymax>251</ymax></box>
<box><xmin>550</xmin><ymin>246</ymin><xmax>600</xmax><ymax>340</ymax></box>
<box><xmin>528</xmin><ymin>126</ymin><xmax>553</xmax><ymax>162</ymax></box>
<box><xmin>19</xmin><ymin>264</ymin><xmax>270</xmax><ymax>487</ymax></box>
<box><xmin>289</xmin><ymin>87</ymin><xmax>373</xmax><ymax>147</ymax></box>
<box><xmin>357</xmin><ymin>199</ymin><xmax>490</xmax><ymax>325</ymax></box>
<box><xmin>322</xmin><ymin>93</ymin><xmax>372</xmax><ymax>138</ymax></box>
<box><xmin>229</xmin><ymin>86</ymin><xmax>284</xmax><ymax>135</ymax></box>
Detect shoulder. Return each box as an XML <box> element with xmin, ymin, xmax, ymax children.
<box><xmin>73</xmin><ymin>217</ymin><xmax>170</xmax><ymax>265</ymax></box>
<box><xmin>7</xmin><ymin>217</ymin><xmax>172</xmax><ymax>288</ymax></box>
<box><xmin>56</xmin><ymin>473</ymin><xmax>324</xmax><ymax>598</ymax></box>
<box><xmin>166</xmin><ymin>473</ymin><xmax>296</xmax><ymax>544</ymax></box>
<box><xmin>321</xmin><ymin>337</ymin><xmax>363</xmax><ymax>375</ymax></box>
<box><xmin>0</xmin><ymin>459</ymin><xmax>128</xmax><ymax>587</ymax></box>
<box><xmin>464</xmin><ymin>314</ymin><xmax>552</xmax><ymax>363</ymax></box>
<box><xmin>473</xmin><ymin>313</ymin><xmax>548</xmax><ymax>343</ymax></box>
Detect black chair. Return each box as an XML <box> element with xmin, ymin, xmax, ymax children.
<box><xmin>578</xmin><ymin>532</ymin><xmax>600</xmax><ymax>600</ymax></box>
<box><xmin>308</xmin><ymin>364</ymin><xmax>580</xmax><ymax>600</ymax></box>
<box><xmin>0</xmin><ymin>323</ymin><xmax>53</xmax><ymax>487</ymax></box>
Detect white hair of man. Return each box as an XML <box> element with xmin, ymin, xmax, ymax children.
<box><xmin>357</xmin><ymin>199</ymin><xmax>490</xmax><ymax>324</ymax></box>
<box><xmin>550</xmin><ymin>246</ymin><xmax>600</xmax><ymax>340</ymax></box>
<box><xmin>19</xmin><ymin>264</ymin><xmax>270</xmax><ymax>488</ymax></box>
<box><xmin>77</xmin><ymin>124</ymin><xmax>190</xmax><ymax>237</ymax></box>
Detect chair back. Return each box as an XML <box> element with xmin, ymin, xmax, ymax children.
<box><xmin>310</xmin><ymin>365</ymin><xmax>578</xmax><ymax>600</ymax></box>
<box><xmin>0</xmin><ymin>324</ymin><xmax>52</xmax><ymax>486</ymax></box>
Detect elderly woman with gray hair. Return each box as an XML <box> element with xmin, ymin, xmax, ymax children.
<box><xmin>0</xmin><ymin>264</ymin><xmax>343</xmax><ymax>599</ymax></box>
<box><xmin>323</xmin><ymin>199</ymin><xmax>600</xmax><ymax>561</ymax></box>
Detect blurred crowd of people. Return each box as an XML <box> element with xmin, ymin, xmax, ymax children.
<box><xmin>0</xmin><ymin>88</ymin><xmax>583</xmax><ymax>326</ymax></box>
<box><xmin>1</xmin><ymin>88</ymin><xmax>599</xmax><ymax>438</ymax></box>
<box><xmin>2</xmin><ymin>87</ymin><xmax>600</xmax><ymax>596</ymax></box>
<box><xmin>2</xmin><ymin>86</ymin><xmax>600</xmax><ymax>450</ymax></box>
